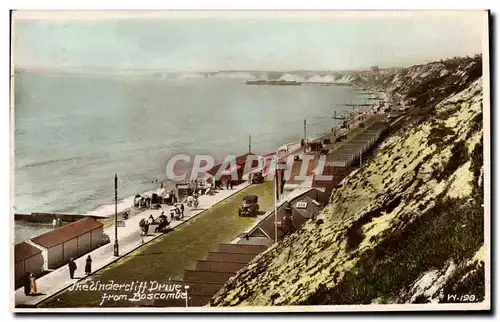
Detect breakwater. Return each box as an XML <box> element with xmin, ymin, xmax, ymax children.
<box><xmin>14</xmin><ymin>212</ymin><xmax>107</xmax><ymax>223</ymax></box>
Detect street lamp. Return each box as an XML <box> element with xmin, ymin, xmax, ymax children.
<box><xmin>114</xmin><ymin>173</ymin><xmax>119</xmax><ymax>257</ymax></box>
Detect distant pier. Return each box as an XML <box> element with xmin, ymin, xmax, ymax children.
<box><xmin>245</xmin><ymin>80</ymin><xmax>353</xmax><ymax>86</ymax></box>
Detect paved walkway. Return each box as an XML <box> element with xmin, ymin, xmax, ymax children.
<box><xmin>14</xmin><ymin>182</ymin><xmax>250</xmax><ymax>307</ymax></box>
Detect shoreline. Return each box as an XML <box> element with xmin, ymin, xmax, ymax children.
<box><xmin>14</xmin><ymin>86</ymin><xmax>380</xmax><ymax>242</ymax></box>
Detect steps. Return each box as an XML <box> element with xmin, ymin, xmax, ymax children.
<box><xmin>196</xmin><ymin>260</ymin><xmax>247</xmax><ymax>273</ymax></box>
<box><xmin>216</xmin><ymin>243</ymin><xmax>267</xmax><ymax>254</ymax></box>
<box><xmin>158</xmin><ymin>243</ymin><xmax>268</xmax><ymax>307</ymax></box>
<box><xmin>206</xmin><ymin>251</ymin><xmax>258</xmax><ymax>263</ymax></box>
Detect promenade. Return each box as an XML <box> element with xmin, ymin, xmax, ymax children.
<box><xmin>15</xmin><ymin>105</ymin><xmax>381</xmax><ymax>309</ymax></box>
<box><xmin>14</xmin><ymin>182</ymin><xmax>250</xmax><ymax>308</ymax></box>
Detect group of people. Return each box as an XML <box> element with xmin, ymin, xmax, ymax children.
<box><xmin>163</xmin><ymin>190</ymin><xmax>178</xmax><ymax>205</ymax></box>
<box><xmin>52</xmin><ymin>216</ymin><xmax>63</xmax><ymax>230</ymax></box>
<box><xmin>169</xmin><ymin>203</ymin><xmax>185</xmax><ymax>220</ymax></box>
<box><xmin>210</xmin><ymin>178</ymin><xmax>233</xmax><ymax>191</ymax></box>
<box><xmin>134</xmin><ymin>190</ymin><xmax>178</xmax><ymax>209</ymax></box>
<box><xmin>139</xmin><ymin>204</ymin><xmax>184</xmax><ymax>235</ymax></box>
<box><xmin>134</xmin><ymin>195</ymin><xmax>152</xmax><ymax>209</ymax></box>
<box><xmin>23</xmin><ymin>255</ymin><xmax>93</xmax><ymax>297</ymax></box>
<box><xmin>139</xmin><ymin>216</ymin><xmax>153</xmax><ymax>236</ymax></box>
<box><xmin>68</xmin><ymin>256</ymin><xmax>92</xmax><ymax>279</ymax></box>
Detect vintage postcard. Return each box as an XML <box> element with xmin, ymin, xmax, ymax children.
<box><xmin>10</xmin><ymin>10</ymin><xmax>490</xmax><ymax>312</ymax></box>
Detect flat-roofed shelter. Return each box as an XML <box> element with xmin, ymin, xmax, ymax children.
<box><xmin>14</xmin><ymin>242</ymin><xmax>44</xmax><ymax>289</ymax></box>
<box><xmin>31</xmin><ymin>217</ymin><xmax>105</xmax><ymax>269</ymax></box>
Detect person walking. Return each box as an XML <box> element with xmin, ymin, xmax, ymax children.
<box><xmin>57</xmin><ymin>218</ymin><xmax>62</xmax><ymax>228</ymax></box>
<box><xmin>29</xmin><ymin>273</ymin><xmax>37</xmax><ymax>295</ymax></box>
<box><xmin>68</xmin><ymin>258</ymin><xmax>77</xmax><ymax>279</ymax></box>
<box><xmin>180</xmin><ymin>203</ymin><xmax>184</xmax><ymax>218</ymax></box>
<box><xmin>85</xmin><ymin>255</ymin><xmax>92</xmax><ymax>275</ymax></box>
<box><xmin>52</xmin><ymin>217</ymin><xmax>57</xmax><ymax>230</ymax></box>
<box><xmin>226</xmin><ymin>178</ymin><xmax>230</xmax><ymax>190</ymax></box>
<box><xmin>230</xmin><ymin>180</ymin><xmax>234</xmax><ymax>189</ymax></box>
<box><xmin>23</xmin><ymin>272</ymin><xmax>31</xmax><ymax>296</ymax></box>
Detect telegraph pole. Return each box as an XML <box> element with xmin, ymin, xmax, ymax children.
<box><xmin>333</xmin><ymin>111</ymin><xmax>336</xmax><ymax>136</ymax></box>
<box><xmin>274</xmin><ymin>165</ymin><xmax>278</xmax><ymax>243</ymax></box>
<box><xmin>114</xmin><ymin>173</ymin><xmax>119</xmax><ymax>257</ymax></box>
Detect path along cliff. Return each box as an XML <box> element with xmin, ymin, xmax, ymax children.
<box><xmin>210</xmin><ymin>55</ymin><xmax>486</xmax><ymax>306</ymax></box>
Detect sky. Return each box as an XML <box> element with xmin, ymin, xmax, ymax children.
<box><xmin>12</xmin><ymin>11</ymin><xmax>487</xmax><ymax>72</ymax></box>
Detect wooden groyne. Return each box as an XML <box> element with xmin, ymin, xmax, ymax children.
<box><xmin>14</xmin><ymin>212</ymin><xmax>107</xmax><ymax>223</ymax></box>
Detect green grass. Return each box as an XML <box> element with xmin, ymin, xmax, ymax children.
<box><xmin>41</xmin><ymin>181</ymin><xmax>274</xmax><ymax>308</ymax></box>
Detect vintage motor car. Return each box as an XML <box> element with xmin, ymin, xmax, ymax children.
<box><xmin>251</xmin><ymin>172</ymin><xmax>265</xmax><ymax>184</ymax></box>
<box><xmin>238</xmin><ymin>195</ymin><xmax>260</xmax><ymax>217</ymax></box>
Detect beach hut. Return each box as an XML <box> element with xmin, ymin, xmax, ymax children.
<box><xmin>14</xmin><ymin>242</ymin><xmax>44</xmax><ymax>289</ymax></box>
<box><xmin>30</xmin><ymin>217</ymin><xmax>105</xmax><ymax>270</ymax></box>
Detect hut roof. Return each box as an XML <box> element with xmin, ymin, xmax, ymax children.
<box><xmin>31</xmin><ymin>217</ymin><xmax>103</xmax><ymax>249</ymax></box>
<box><xmin>14</xmin><ymin>242</ymin><xmax>42</xmax><ymax>263</ymax></box>
<box><xmin>207</xmin><ymin>153</ymin><xmax>257</xmax><ymax>176</ymax></box>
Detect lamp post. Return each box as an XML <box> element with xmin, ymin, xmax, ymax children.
<box><xmin>184</xmin><ymin>285</ymin><xmax>190</xmax><ymax>307</ymax></box>
<box><xmin>114</xmin><ymin>173</ymin><xmax>119</xmax><ymax>257</ymax></box>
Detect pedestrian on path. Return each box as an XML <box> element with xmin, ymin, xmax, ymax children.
<box><xmin>29</xmin><ymin>273</ymin><xmax>37</xmax><ymax>295</ymax></box>
<box><xmin>23</xmin><ymin>272</ymin><xmax>31</xmax><ymax>296</ymax></box>
<box><xmin>57</xmin><ymin>218</ymin><xmax>62</xmax><ymax>227</ymax></box>
<box><xmin>68</xmin><ymin>258</ymin><xmax>77</xmax><ymax>279</ymax></box>
<box><xmin>52</xmin><ymin>217</ymin><xmax>57</xmax><ymax>230</ymax></box>
<box><xmin>85</xmin><ymin>255</ymin><xmax>92</xmax><ymax>275</ymax></box>
<box><xmin>230</xmin><ymin>180</ymin><xmax>234</xmax><ymax>189</ymax></box>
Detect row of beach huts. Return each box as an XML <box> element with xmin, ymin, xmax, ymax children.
<box><xmin>14</xmin><ymin>217</ymin><xmax>106</xmax><ymax>289</ymax></box>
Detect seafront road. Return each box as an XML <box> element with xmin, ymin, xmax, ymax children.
<box><xmin>14</xmin><ymin>182</ymin><xmax>251</xmax><ymax>308</ymax></box>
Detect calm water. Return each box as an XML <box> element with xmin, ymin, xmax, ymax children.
<box><xmin>13</xmin><ymin>73</ymin><xmax>364</xmax><ymax>242</ymax></box>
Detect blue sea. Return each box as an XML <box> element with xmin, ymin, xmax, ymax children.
<box><xmin>13</xmin><ymin>72</ymin><xmax>366</xmax><ymax>242</ymax></box>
